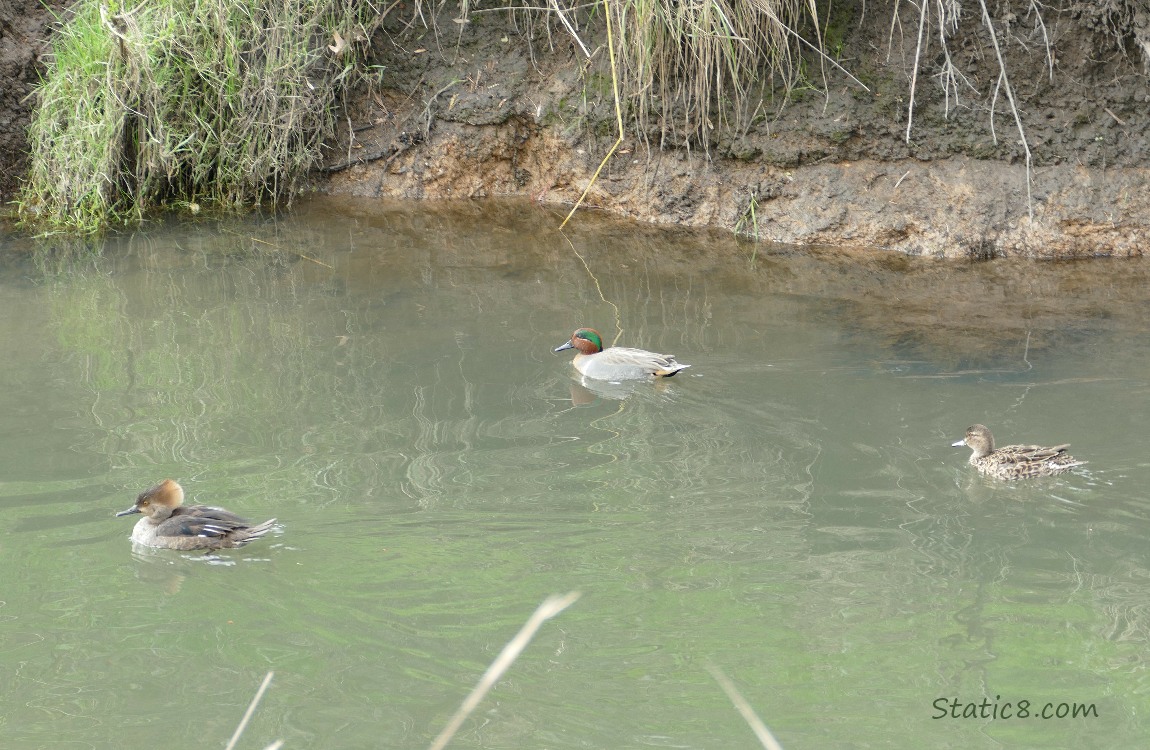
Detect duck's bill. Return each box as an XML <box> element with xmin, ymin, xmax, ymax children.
<box><xmin>115</xmin><ymin>505</ymin><xmax>141</xmax><ymax>517</ymax></box>
<box><xmin>950</xmin><ymin>439</ymin><xmax>967</xmax><ymax>447</ymax></box>
<box><xmin>553</xmin><ymin>341</ymin><xmax>575</xmax><ymax>353</ymax></box>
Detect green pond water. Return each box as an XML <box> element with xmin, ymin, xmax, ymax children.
<box><xmin>2</xmin><ymin>197</ymin><xmax>1148</xmax><ymax>749</ymax></box>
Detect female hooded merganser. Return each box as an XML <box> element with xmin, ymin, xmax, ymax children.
<box><xmin>553</xmin><ymin>327</ymin><xmax>690</xmax><ymax>381</ymax></box>
<box><xmin>115</xmin><ymin>479</ymin><xmax>276</xmax><ymax>550</ymax></box>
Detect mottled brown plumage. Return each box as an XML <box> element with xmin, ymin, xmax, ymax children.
<box><xmin>952</xmin><ymin>424</ymin><xmax>1085</xmax><ymax>480</ymax></box>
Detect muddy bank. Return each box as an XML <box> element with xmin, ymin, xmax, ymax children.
<box><xmin>3</xmin><ymin>1</ymin><xmax>1148</xmax><ymax>257</ymax></box>
<box><xmin>322</xmin><ymin>1</ymin><xmax>1150</xmax><ymax>258</ymax></box>
<box><xmin>328</xmin><ymin>121</ymin><xmax>1150</xmax><ymax>258</ymax></box>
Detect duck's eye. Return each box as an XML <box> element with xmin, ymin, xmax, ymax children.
<box><xmin>140</xmin><ymin>500</ymin><xmax>150</xmax><ymax>507</ymax></box>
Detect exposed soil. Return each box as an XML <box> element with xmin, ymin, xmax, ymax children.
<box><xmin>0</xmin><ymin>0</ymin><xmax>61</xmax><ymax>205</ymax></box>
<box><xmin>3</xmin><ymin>1</ymin><xmax>1149</xmax><ymax>258</ymax></box>
<box><xmin>322</xmin><ymin>1</ymin><xmax>1150</xmax><ymax>258</ymax></box>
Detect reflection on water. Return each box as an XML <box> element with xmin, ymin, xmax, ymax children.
<box><xmin>1</xmin><ymin>197</ymin><xmax>1149</xmax><ymax>749</ymax></box>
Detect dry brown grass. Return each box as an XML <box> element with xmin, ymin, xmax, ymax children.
<box><xmin>610</xmin><ymin>0</ymin><xmax>820</xmax><ymax>148</ymax></box>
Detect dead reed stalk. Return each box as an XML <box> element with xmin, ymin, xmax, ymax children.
<box><xmin>225</xmin><ymin>671</ymin><xmax>283</xmax><ymax>750</ymax></box>
<box><xmin>707</xmin><ymin>664</ymin><xmax>786</xmax><ymax>750</ymax></box>
<box><xmin>428</xmin><ymin>592</ymin><xmax>581</xmax><ymax>750</ymax></box>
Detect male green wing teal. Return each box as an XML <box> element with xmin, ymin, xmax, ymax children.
<box><xmin>553</xmin><ymin>327</ymin><xmax>690</xmax><ymax>381</ymax></box>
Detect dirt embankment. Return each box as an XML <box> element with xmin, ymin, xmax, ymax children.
<box><xmin>3</xmin><ymin>1</ymin><xmax>1148</xmax><ymax>258</ymax></box>
<box><xmin>322</xmin><ymin>1</ymin><xmax>1150</xmax><ymax>258</ymax></box>
<box><xmin>0</xmin><ymin>0</ymin><xmax>62</xmax><ymax>205</ymax></box>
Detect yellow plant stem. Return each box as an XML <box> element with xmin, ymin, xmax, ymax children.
<box><xmin>560</xmin><ymin>0</ymin><xmax>624</xmax><ymax>229</ymax></box>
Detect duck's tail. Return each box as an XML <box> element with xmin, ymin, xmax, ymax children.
<box><xmin>657</xmin><ymin>363</ymin><xmax>691</xmax><ymax>378</ymax></box>
<box><xmin>234</xmin><ymin>518</ymin><xmax>277</xmax><ymax>547</ymax></box>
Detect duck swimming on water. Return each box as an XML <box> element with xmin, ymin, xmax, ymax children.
<box><xmin>553</xmin><ymin>327</ymin><xmax>690</xmax><ymax>381</ymax></box>
<box><xmin>952</xmin><ymin>424</ymin><xmax>1086</xmax><ymax>480</ymax></box>
<box><xmin>115</xmin><ymin>479</ymin><xmax>276</xmax><ymax>550</ymax></box>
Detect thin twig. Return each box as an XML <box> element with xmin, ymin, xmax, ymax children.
<box><xmin>423</xmin><ymin>80</ymin><xmax>460</xmax><ymax>141</ymax></box>
<box><xmin>427</xmin><ymin>592</ymin><xmax>581</xmax><ymax>750</ymax></box>
<box><xmin>707</xmin><ymin>664</ymin><xmax>786</xmax><ymax>750</ymax></box>
<box><xmin>781</xmin><ymin>21</ymin><xmax>870</xmax><ymax>93</ymax></box>
<box><xmin>989</xmin><ymin>74</ymin><xmax>1001</xmax><ymax>144</ymax></box>
<box><xmin>559</xmin><ymin>0</ymin><xmax>623</xmax><ymax>229</ymax></box>
<box><xmin>323</xmin><ymin>147</ymin><xmax>391</xmax><ymax>172</ymax></box>
<box><xmin>1027</xmin><ymin>0</ymin><xmax>1053</xmax><ymax>81</ymax></box>
<box><xmin>933</xmin><ymin>0</ymin><xmax>979</xmax><ymax>116</ymax></box>
<box><xmin>977</xmin><ymin>0</ymin><xmax>1033</xmax><ymax>219</ymax></box>
<box><xmin>550</xmin><ymin>0</ymin><xmax>591</xmax><ymax>58</ymax></box>
<box><xmin>905</xmin><ymin>0</ymin><xmax>926</xmax><ymax>143</ymax></box>
<box><xmin>345</xmin><ymin>113</ymin><xmax>355</xmax><ymax>168</ymax></box>
<box><xmin>220</xmin><ymin>229</ymin><xmax>335</xmax><ymax>268</ymax></box>
<box><xmin>249</xmin><ymin>237</ymin><xmax>335</xmax><ymax>269</ymax></box>
<box><xmin>225</xmin><ymin>671</ymin><xmax>276</xmax><ymax>750</ymax></box>
<box><xmin>560</xmin><ymin>231</ymin><xmax>624</xmax><ymax>344</ymax></box>
<box><xmin>1104</xmin><ymin>107</ymin><xmax>1126</xmax><ymax>126</ymax></box>
<box><xmin>886</xmin><ymin>0</ymin><xmax>903</xmax><ymax>63</ymax></box>
<box><xmin>469</xmin><ymin>2</ymin><xmax>601</xmax><ymax>13</ymax></box>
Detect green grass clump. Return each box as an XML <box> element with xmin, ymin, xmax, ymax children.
<box><xmin>19</xmin><ymin>0</ymin><xmax>377</xmax><ymax>235</ymax></box>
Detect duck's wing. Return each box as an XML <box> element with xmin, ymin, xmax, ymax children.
<box><xmin>600</xmin><ymin>347</ymin><xmax>691</xmax><ymax>377</ymax></box>
<box><xmin>993</xmin><ymin>444</ymin><xmax>1085</xmax><ymax>479</ymax></box>
<box><xmin>159</xmin><ymin>505</ymin><xmax>257</xmax><ymax>540</ymax></box>
<box><xmin>999</xmin><ymin>443</ymin><xmax>1072</xmax><ymax>462</ymax></box>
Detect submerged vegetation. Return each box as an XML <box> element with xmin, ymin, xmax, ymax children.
<box><xmin>19</xmin><ymin>0</ymin><xmax>377</xmax><ymax>235</ymax></box>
